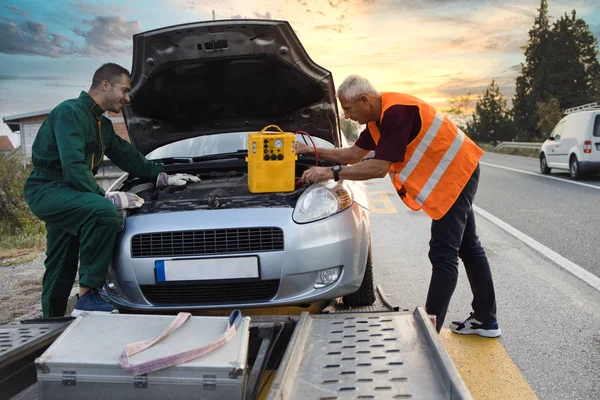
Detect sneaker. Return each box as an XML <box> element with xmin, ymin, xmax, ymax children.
<box><xmin>450</xmin><ymin>313</ymin><xmax>501</xmax><ymax>338</ymax></box>
<box><xmin>71</xmin><ymin>289</ymin><xmax>119</xmax><ymax>317</ymax></box>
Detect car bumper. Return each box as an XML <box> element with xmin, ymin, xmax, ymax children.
<box><xmin>578</xmin><ymin>161</ymin><xmax>600</xmax><ymax>173</ymax></box>
<box><xmin>104</xmin><ymin>203</ymin><xmax>370</xmax><ymax>311</ymax></box>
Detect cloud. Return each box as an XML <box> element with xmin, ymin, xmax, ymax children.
<box><xmin>508</xmin><ymin>64</ymin><xmax>521</xmax><ymax>72</ymax></box>
<box><xmin>4</xmin><ymin>5</ymin><xmax>28</xmax><ymax>17</ymax></box>
<box><xmin>252</xmin><ymin>11</ymin><xmax>272</xmax><ymax>19</ymax></box>
<box><xmin>315</xmin><ymin>23</ymin><xmax>345</xmax><ymax>33</ymax></box>
<box><xmin>71</xmin><ymin>2</ymin><xmax>126</xmax><ymax>17</ymax></box>
<box><xmin>73</xmin><ymin>16</ymin><xmax>140</xmax><ymax>55</ymax></box>
<box><xmin>45</xmin><ymin>82</ymin><xmax>86</xmax><ymax>88</ymax></box>
<box><xmin>0</xmin><ymin>75</ymin><xmax>65</xmax><ymax>81</ymax></box>
<box><xmin>0</xmin><ymin>17</ymin><xmax>77</xmax><ymax>58</ymax></box>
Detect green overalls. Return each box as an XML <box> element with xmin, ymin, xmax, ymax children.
<box><xmin>24</xmin><ymin>91</ymin><xmax>163</xmax><ymax>318</ymax></box>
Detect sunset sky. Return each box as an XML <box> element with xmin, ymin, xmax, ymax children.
<box><xmin>1</xmin><ymin>0</ymin><xmax>599</xmax><ymax>144</ymax></box>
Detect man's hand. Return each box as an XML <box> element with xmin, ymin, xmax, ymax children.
<box><xmin>156</xmin><ymin>172</ymin><xmax>201</xmax><ymax>188</ymax></box>
<box><xmin>106</xmin><ymin>192</ymin><xmax>145</xmax><ymax>210</ymax></box>
<box><xmin>301</xmin><ymin>166</ymin><xmax>333</xmax><ymax>184</ymax></box>
<box><xmin>295</xmin><ymin>142</ymin><xmax>314</xmax><ymax>156</ymax></box>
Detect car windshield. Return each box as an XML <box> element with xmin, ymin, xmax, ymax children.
<box><xmin>146</xmin><ymin>131</ymin><xmax>336</xmax><ymax>160</ymax></box>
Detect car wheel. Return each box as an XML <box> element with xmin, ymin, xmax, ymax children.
<box><xmin>569</xmin><ymin>155</ymin><xmax>582</xmax><ymax>180</ymax></box>
<box><xmin>342</xmin><ymin>241</ymin><xmax>376</xmax><ymax>307</ymax></box>
<box><xmin>540</xmin><ymin>154</ymin><xmax>551</xmax><ymax>174</ymax></box>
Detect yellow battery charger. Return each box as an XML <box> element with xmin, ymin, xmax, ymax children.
<box><xmin>246</xmin><ymin>125</ymin><xmax>297</xmax><ymax>193</ymax></box>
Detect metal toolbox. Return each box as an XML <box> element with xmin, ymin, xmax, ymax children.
<box><xmin>35</xmin><ymin>312</ymin><xmax>250</xmax><ymax>400</ymax></box>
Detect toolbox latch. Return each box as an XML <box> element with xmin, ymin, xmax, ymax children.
<box><xmin>62</xmin><ymin>371</ymin><xmax>76</xmax><ymax>386</ymax></box>
<box><xmin>203</xmin><ymin>374</ymin><xmax>217</xmax><ymax>390</ymax></box>
<box><xmin>134</xmin><ymin>374</ymin><xmax>148</xmax><ymax>389</ymax></box>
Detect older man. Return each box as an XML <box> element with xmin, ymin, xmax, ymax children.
<box><xmin>297</xmin><ymin>74</ymin><xmax>500</xmax><ymax>337</ymax></box>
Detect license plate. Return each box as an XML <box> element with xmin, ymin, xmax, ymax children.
<box><xmin>155</xmin><ymin>257</ymin><xmax>259</xmax><ymax>282</ymax></box>
<box><xmin>596</xmin><ymin>143</ymin><xmax>600</xmax><ymax>151</ymax></box>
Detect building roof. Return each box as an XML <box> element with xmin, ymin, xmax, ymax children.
<box><xmin>3</xmin><ymin>109</ymin><xmax>52</xmax><ymax>132</ymax></box>
<box><xmin>0</xmin><ymin>136</ymin><xmax>15</xmax><ymax>151</ymax></box>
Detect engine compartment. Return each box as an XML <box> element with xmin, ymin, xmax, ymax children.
<box><xmin>117</xmin><ymin>159</ymin><xmax>318</xmax><ymax>214</ymax></box>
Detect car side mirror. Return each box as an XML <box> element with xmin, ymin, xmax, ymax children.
<box><xmin>547</xmin><ymin>136</ymin><xmax>555</xmax><ymax>141</ymax></box>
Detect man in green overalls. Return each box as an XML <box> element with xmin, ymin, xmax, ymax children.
<box><xmin>24</xmin><ymin>63</ymin><xmax>200</xmax><ymax>318</ymax></box>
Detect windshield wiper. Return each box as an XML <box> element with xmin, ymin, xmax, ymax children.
<box><xmin>191</xmin><ymin>150</ymin><xmax>248</xmax><ymax>162</ymax></box>
<box><xmin>149</xmin><ymin>157</ymin><xmax>194</xmax><ymax>164</ymax></box>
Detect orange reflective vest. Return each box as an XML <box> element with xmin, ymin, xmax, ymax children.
<box><xmin>367</xmin><ymin>93</ymin><xmax>483</xmax><ymax>220</ymax></box>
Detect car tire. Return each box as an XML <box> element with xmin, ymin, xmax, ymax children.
<box><xmin>569</xmin><ymin>155</ymin><xmax>582</xmax><ymax>180</ymax></box>
<box><xmin>342</xmin><ymin>241</ymin><xmax>376</xmax><ymax>307</ymax></box>
<box><xmin>540</xmin><ymin>154</ymin><xmax>551</xmax><ymax>174</ymax></box>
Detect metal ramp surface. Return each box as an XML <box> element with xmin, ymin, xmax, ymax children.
<box><xmin>267</xmin><ymin>308</ymin><xmax>472</xmax><ymax>399</ymax></box>
<box><xmin>322</xmin><ymin>285</ymin><xmax>400</xmax><ymax>314</ymax></box>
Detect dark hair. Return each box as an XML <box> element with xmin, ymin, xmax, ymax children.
<box><xmin>90</xmin><ymin>63</ymin><xmax>130</xmax><ymax>89</ymax></box>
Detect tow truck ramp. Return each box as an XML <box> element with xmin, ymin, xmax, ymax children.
<box><xmin>1</xmin><ymin>285</ymin><xmax>472</xmax><ymax>399</ymax></box>
<box><xmin>268</xmin><ymin>308</ymin><xmax>471</xmax><ymax>399</ymax></box>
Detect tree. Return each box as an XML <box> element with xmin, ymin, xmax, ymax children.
<box><xmin>442</xmin><ymin>92</ymin><xmax>472</xmax><ymax>131</ymax></box>
<box><xmin>536</xmin><ymin>97</ymin><xmax>563</xmax><ymax>134</ymax></box>
<box><xmin>512</xmin><ymin>0</ymin><xmax>551</xmax><ymax>141</ymax></box>
<box><xmin>545</xmin><ymin>10</ymin><xmax>600</xmax><ymax>109</ymax></box>
<box><xmin>467</xmin><ymin>80</ymin><xmax>515</xmax><ymax>145</ymax></box>
<box><xmin>513</xmin><ymin>0</ymin><xmax>600</xmax><ymax>140</ymax></box>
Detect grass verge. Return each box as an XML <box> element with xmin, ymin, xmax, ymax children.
<box><xmin>0</xmin><ymin>233</ymin><xmax>46</xmax><ymax>265</ymax></box>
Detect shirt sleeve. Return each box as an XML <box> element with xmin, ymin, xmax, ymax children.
<box><xmin>54</xmin><ymin>107</ymin><xmax>104</xmax><ymax>195</ymax></box>
<box><xmin>103</xmin><ymin>120</ymin><xmax>164</xmax><ymax>182</ymax></box>
<box><xmin>373</xmin><ymin>105</ymin><xmax>419</xmax><ymax>163</ymax></box>
<box><xmin>354</xmin><ymin>126</ymin><xmax>376</xmax><ymax>150</ymax></box>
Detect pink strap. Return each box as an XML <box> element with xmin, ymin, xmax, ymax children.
<box><xmin>118</xmin><ymin>310</ymin><xmax>242</xmax><ymax>375</ymax></box>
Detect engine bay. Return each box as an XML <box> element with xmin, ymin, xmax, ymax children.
<box><xmin>117</xmin><ymin>159</ymin><xmax>318</xmax><ymax>214</ymax></box>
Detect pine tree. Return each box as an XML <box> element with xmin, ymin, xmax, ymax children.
<box><xmin>512</xmin><ymin>0</ymin><xmax>551</xmax><ymax>141</ymax></box>
<box><xmin>513</xmin><ymin>1</ymin><xmax>600</xmax><ymax>140</ymax></box>
<box><xmin>467</xmin><ymin>80</ymin><xmax>515</xmax><ymax>145</ymax></box>
<box><xmin>546</xmin><ymin>10</ymin><xmax>600</xmax><ymax>108</ymax></box>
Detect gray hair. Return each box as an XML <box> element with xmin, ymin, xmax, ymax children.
<box><xmin>337</xmin><ymin>74</ymin><xmax>379</xmax><ymax>102</ymax></box>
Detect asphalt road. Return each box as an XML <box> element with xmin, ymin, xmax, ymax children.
<box><xmin>477</xmin><ymin>153</ymin><xmax>600</xmax><ymax>275</ymax></box>
<box><xmin>366</xmin><ymin>153</ymin><xmax>600</xmax><ymax>400</ymax></box>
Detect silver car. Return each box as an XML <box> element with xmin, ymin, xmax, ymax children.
<box><xmin>103</xmin><ymin>19</ymin><xmax>374</xmax><ymax>311</ymax></box>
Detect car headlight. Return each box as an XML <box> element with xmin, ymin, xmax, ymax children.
<box><xmin>293</xmin><ymin>181</ymin><xmax>353</xmax><ymax>223</ymax></box>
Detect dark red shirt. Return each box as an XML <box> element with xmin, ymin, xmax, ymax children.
<box><xmin>354</xmin><ymin>105</ymin><xmax>421</xmax><ymax>163</ymax></box>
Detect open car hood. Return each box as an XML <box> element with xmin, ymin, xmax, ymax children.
<box><xmin>123</xmin><ymin>19</ymin><xmax>341</xmax><ymax>155</ymax></box>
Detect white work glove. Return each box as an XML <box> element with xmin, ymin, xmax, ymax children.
<box><xmin>106</xmin><ymin>192</ymin><xmax>145</xmax><ymax>210</ymax></box>
<box><xmin>156</xmin><ymin>172</ymin><xmax>201</xmax><ymax>188</ymax></box>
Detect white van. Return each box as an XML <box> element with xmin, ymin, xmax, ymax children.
<box><xmin>540</xmin><ymin>106</ymin><xmax>600</xmax><ymax>179</ymax></box>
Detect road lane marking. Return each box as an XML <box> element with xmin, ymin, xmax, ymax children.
<box><xmin>368</xmin><ymin>191</ymin><xmax>398</xmax><ymax>213</ymax></box>
<box><xmin>474</xmin><ymin>205</ymin><xmax>600</xmax><ymax>292</ymax></box>
<box><xmin>480</xmin><ymin>162</ymin><xmax>600</xmax><ymax>190</ymax></box>
<box><xmin>440</xmin><ymin>329</ymin><xmax>538</xmax><ymax>400</ymax></box>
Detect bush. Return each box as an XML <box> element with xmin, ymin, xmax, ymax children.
<box><xmin>0</xmin><ymin>154</ymin><xmax>44</xmax><ymax>238</ymax></box>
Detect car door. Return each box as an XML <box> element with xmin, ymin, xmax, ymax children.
<box><xmin>546</xmin><ymin>121</ymin><xmax>565</xmax><ymax>167</ymax></box>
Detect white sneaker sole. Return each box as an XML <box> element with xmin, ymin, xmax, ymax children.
<box><xmin>451</xmin><ymin>327</ymin><xmax>501</xmax><ymax>338</ymax></box>
<box><xmin>71</xmin><ymin>309</ymin><xmax>120</xmax><ymax>317</ymax></box>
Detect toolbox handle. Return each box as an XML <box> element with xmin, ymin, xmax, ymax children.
<box><xmin>258</xmin><ymin>124</ymin><xmax>285</xmax><ymax>134</ymax></box>
<box><xmin>118</xmin><ymin>310</ymin><xmax>243</xmax><ymax>375</ymax></box>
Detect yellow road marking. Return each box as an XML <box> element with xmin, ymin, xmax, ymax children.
<box><xmin>368</xmin><ymin>191</ymin><xmax>398</xmax><ymax>214</ymax></box>
<box><xmin>439</xmin><ymin>329</ymin><xmax>538</xmax><ymax>399</ymax></box>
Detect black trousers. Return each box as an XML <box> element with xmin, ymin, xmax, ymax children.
<box><xmin>425</xmin><ymin>164</ymin><xmax>497</xmax><ymax>332</ymax></box>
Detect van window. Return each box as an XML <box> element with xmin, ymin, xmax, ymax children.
<box><xmin>551</xmin><ymin>121</ymin><xmax>565</xmax><ymax>140</ymax></box>
<box><xmin>594</xmin><ymin>115</ymin><xmax>600</xmax><ymax>137</ymax></box>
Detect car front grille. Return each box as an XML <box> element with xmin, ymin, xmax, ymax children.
<box><xmin>131</xmin><ymin>227</ymin><xmax>284</xmax><ymax>258</ymax></box>
<box><xmin>140</xmin><ymin>280</ymin><xmax>280</xmax><ymax>305</ymax></box>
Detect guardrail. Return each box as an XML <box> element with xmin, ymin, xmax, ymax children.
<box><xmin>493</xmin><ymin>142</ymin><xmax>543</xmax><ymax>151</ymax></box>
